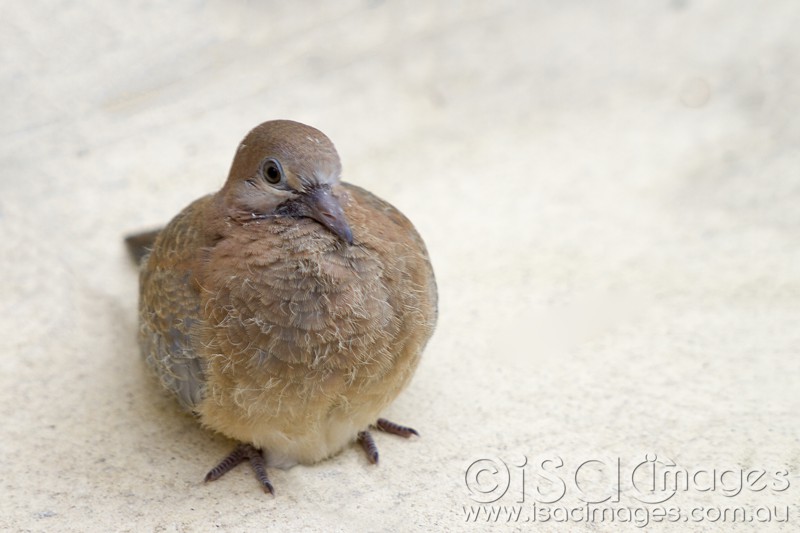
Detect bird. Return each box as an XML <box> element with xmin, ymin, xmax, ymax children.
<box><xmin>127</xmin><ymin>119</ymin><xmax>437</xmax><ymax>494</ymax></box>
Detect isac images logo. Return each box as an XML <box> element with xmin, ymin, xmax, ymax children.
<box><xmin>463</xmin><ymin>453</ymin><xmax>791</xmax><ymax>527</ymax></box>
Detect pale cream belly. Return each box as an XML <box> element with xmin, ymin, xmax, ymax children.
<box><xmin>231</xmin><ymin>406</ymin><xmax>379</xmax><ymax>469</ymax></box>
<box><xmin>196</xmin><ymin>356</ymin><xmax>417</xmax><ymax>468</ymax></box>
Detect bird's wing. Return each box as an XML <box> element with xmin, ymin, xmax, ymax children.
<box><xmin>137</xmin><ymin>196</ymin><xmax>212</xmax><ymax>412</ymax></box>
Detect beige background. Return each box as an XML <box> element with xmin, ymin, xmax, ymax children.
<box><xmin>2</xmin><ymin>1</ymin><xmax>799</xmax><ymax>531</ymax></box>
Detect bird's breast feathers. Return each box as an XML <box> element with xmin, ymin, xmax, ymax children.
<box><xmin>200</xmin><ymin>219</ymin><xmax>401</xmax><ymax>381</ymax></box>
<box><xmin>193</xmin><ymin>220</ymin><xmax>419</xmax><ymax>463</ymax></box>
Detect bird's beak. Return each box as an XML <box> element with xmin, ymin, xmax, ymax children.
<box><xmin>301</xmin><ymin>186</ymin><xmax>354</xmax><ymax>245</ymax></box>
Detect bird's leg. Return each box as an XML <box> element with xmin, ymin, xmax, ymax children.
<box><xmin>204</xmin><ymin>445</ymin><xmax>248</xmax><ymax>481</ymax></box>
<box><xmin>245</xmin><ymin>446</ymin><xmax>274</xmax><ymax>495</ymax></box>
<box><xmin>204</xmin><ymin>443</ymin><xmax>274</xmax><ymax>495</ymax></box>
<box><xmin>376</xmin><ymin>418</ymin><xmax>419</xmax><ymax>438</ymax></box>
<box><xmin>358</xmin><ymin>430</ymin><xmax>380</xmax><ymax>464</ymax></box>
<box><xmin>357</xmin><ymin>419</ymin><xmax>419</xmax><ymax>464</ymax></box>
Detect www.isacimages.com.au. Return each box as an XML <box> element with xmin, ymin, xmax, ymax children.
<box><xmin>462</xmin><ymin>503</ymin><xmax>790</xmax><ymax>527</ymax></box>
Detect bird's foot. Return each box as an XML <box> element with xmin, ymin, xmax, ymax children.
<box><xmin>376</xmin><ymin>417</ymin><xmax>419</xmax><ymax>438</ymax></box>
<box><xmin>204</xmin><ymin>443</ymin><xmax>274</xmax><ymax>495</ymax></box>
<box><xmin>357</xmin><ymin>430</ymin><xmax>380</xmax><ymax>464</ymax></box>
<box><xmin>357</xmin><ymin>418</ymin><xmax>419</xmax><ymax>465</ymax></box>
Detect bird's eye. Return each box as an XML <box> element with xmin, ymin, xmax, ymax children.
<box><xmin>261</xmin><ymin>159</ymin><xmax>283</xmax><ymax>185</ymax></box>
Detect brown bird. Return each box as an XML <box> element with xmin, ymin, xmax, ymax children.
<box><xmin>128</xmin><ymin>120</ymin><xmax>437</xmax><ymax>494</ymax></box>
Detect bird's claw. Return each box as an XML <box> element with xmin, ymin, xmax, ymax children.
<box><xmin>205</xmin><ymin>443</ymin><xmax>274</xmax><ymax>495</ymax></box>
<box><xmin>376</xmin><ymin>418</ymin><xmax>419</xmax><ymax>438</ymax></box>
<box><xmin>357</xmin><ymin>418</ymin><xmax>419</xmax><ymax>464</ymax></box>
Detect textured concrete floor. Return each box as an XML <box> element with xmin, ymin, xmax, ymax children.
<box><xmin>2</xmin><ymin>1</ymin><xmax>800</xmax><ymax>531</ymax></box>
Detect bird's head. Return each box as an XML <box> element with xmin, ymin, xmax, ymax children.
<box><xmin>219</xmin><ymin>119</ymin><xmax>353</xmax><ymax>245</ymax></box>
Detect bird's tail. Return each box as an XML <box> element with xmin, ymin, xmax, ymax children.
<box><xmin>124</xmin><ymin>229</ymin><xmax>162</xmax><ymax>264</ymax></box>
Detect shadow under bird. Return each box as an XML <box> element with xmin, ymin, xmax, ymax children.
<box><xmin>126</xmin><ymin>120</ymin><xmax>437</xmax><ymax>494</ymax></box>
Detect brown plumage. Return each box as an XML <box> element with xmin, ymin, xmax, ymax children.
<box><xmin>130</xmin><ymin>120</ymin><xmax>437</xmax><ymax>493</ymax></box>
